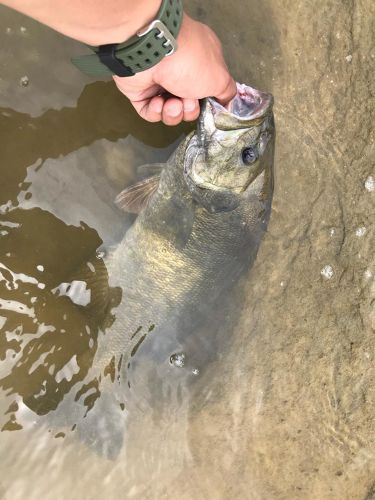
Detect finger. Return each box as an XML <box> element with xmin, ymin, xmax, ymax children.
<box><xmin>130</xmin><ymin>95</ymin><xmax>164</xmax><ymax>122</ymax></box>
<box><xmin>182</xmin><ymin>98</ymin><xmax>200</xmax><ymax>122</ymax></box>
<box><xmin>162</xmin><ymin>97</ymin><xmax>184</xmax><ymax>126</ymax></box>
<box><xmin>214</xmin><ymin>76</ymin><xmax>237</xmax><ymax>106</ymax></box>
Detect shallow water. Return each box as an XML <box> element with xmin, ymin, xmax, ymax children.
<box><xmin>0</xmin><ymin>1</ymin><xmax>374</xmax><ymax>499</ymax></box>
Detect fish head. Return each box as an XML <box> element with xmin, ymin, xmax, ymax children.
<box><xmin>183</xmin><ymin>83</ymin><xmax>274</xmax><ymax>213</ymax></box>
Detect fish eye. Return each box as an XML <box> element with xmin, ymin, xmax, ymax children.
<box><xmin>241</xmin><ymin>146</ymin><xmax>258</xmax><ymax>165</ymax></box>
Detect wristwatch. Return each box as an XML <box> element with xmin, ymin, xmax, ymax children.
<box><xmin>72</xmin><ymin>0</ymin><xmax>183</xmax><ymax>77</ymax></box>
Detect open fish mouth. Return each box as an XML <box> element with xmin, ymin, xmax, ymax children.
<box><xmin>206</xmin><ymin>83</ymin><xmax>274</xmax><ymax>131</ymax></box>
<box><xmin>226</xmin><ymin>83</ymin><xmax>273</xmax><ymax>118</ymax></box>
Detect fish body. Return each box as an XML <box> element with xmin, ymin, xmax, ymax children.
<box><xmin>96</xmin><ymin>83</ymin><xmax>275</xmax><ymax>394</ymax></box>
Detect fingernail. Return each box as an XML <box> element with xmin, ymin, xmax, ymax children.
<box><xmin>184</xmin><ymin>100</ymin><xmax>196</xmax><ymax>112</ymax></box>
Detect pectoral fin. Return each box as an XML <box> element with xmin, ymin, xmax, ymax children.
<box><xmin>115</xmin><ymin>175</ymin><xmax>160</xmax><ymax>214</ymax></box>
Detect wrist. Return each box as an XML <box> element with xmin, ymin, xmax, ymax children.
<box><xmin>154</xmin><ymin>14</ymin><xmax>213</xmax><ymax>77</ymax></box>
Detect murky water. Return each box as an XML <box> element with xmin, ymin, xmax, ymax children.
<box><xmin>0</xmin><ymin>1</ymin><xmax>374</xmax><ymax>499</ymax></box>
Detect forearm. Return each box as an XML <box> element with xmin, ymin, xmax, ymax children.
<box><xmin>1</xmin><ymin>0</ymin><xmax>162</xmax><ymax>45</ymax></box>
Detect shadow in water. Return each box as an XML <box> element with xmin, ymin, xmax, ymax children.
<box><xmin>0</xmin><ymin>234</ymin><xmax>116</xmax><ymax>420</ymax></box>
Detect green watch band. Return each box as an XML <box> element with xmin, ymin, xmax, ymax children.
<box><xmin>72</xmin><ymin>0</ymin><xmax>183</xmax><ymax>77</ymax></box>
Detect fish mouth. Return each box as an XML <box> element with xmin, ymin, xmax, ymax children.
<box><xmin>225</xmin><ymin>83</ymin><xmax>273</xmax><ymax>119</ymax></box>
<box><xmin>196</xmin><ymin>83</ymin><xmax>273</xmax><ymax>146</ymax></box>
<box><xmin>206</xmin><ymin>83</ymin><xmax>273</xmax><ymax>131</ymax></box>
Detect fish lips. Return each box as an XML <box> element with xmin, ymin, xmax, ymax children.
<box><xmin>198</xmin><ymin>83</ymin><xmax>274</xmax><ymax>145</ymax></box>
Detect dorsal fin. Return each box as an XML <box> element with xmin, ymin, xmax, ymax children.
<box><xmin>115</xmin><ymin>175</ymin><xmax>160</xmax><ymax>214</ymax></box>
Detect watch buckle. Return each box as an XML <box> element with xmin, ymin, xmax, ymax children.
<box><xmin>137</xmin><ymin>19</ymin><xmax>178</xmax><ymax>56</ymax></box>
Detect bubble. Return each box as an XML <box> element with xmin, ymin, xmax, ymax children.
<box><xmin>355</xmin><ymin>226</ymin><xmax>367</xmax><ymax>237</ymax></box>
<box><xmin>20</xmin><ymin>26</ymin><xmax>27</xmax><ymax>34</ymax></box>
<box><xmin>192</xmin><ymin>368</ymin><xmax>200</xmax><ymax>376</ymax></box>
<box><xmin>19</xmin><ymin>76</ymin><xmax>29</xmax><ymax>87</ymax></box>
<box><xmin>321</xmin><ymin>265</ymin><xmax>334</xmax><ymax>280</ymax></box>
<box><xmin>364</xmin><ymin>269</ymin><xmax>373</xmax><ymax>280</ymax></box>
<box><xmin>345</xmin><ymin>54</ymin><xmax>353</xmax><ymax>63</ymax></box>
<box><xmin>170</xmin><ymin>352</ymin><xmax>185</xmax><ymax>368</ymax></box>
<box><xmin>364</xmin><ymin>175</ymin><xmax>375</xmax><ymax>192</ymax></box>
<box><xmin>96</xmin><ymin>249</ymin><xmax>106</xmax><ymax>259</ymax></box>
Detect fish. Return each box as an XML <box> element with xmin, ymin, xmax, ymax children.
<box><xmin>78</xmin><ymin>83</ymin><xmax>275</xmax><ymax>434</ymax></box>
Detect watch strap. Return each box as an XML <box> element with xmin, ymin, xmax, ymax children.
<box><xmin>72</xmin><ymin>0</ymin><xmax>183</xmax><ymax>77</ymax></box>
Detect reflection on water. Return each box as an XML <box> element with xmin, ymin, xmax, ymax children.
<box><xmin>0</xmin><ymin>0</ymin><xmax>375</xmax><ymax>499</ymax></box>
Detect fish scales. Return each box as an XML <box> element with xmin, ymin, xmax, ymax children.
<box><xmin>95</xmin><ymin>83</ymin><xmax>275</xmax><ymax>385</ymax></box>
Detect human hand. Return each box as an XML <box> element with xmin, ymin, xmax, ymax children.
<box><xmin>113</xmin><ymin>14</ymin><xmax>237</xmax><ymax>126</ymax></box>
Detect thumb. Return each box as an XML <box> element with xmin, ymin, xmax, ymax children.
<box><xmin>214</xmin><ymin>76</ymin><xmax>237</xmax><ymax>106</ymax></box>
